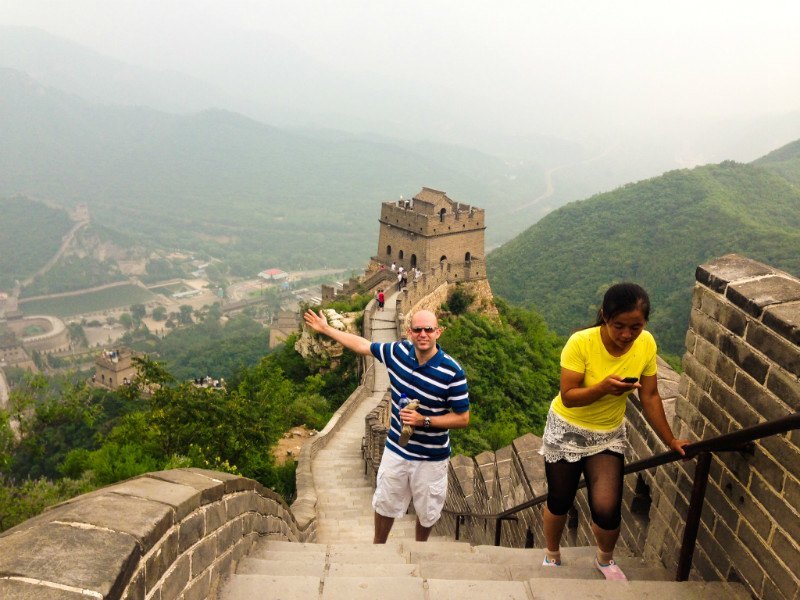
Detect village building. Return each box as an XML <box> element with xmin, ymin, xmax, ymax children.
<box><xmin>258</xmin><ymin>268</ymin><xmax>289</xmax><ymax>281</ymax></box>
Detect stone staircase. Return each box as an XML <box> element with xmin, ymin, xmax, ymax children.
<box><xmin>220</xmin><ymin>539</ymin><xmax>751</xmax><ymax>599</ymax></box>
<box><xmin>217</xmin><ymin>292</ymin><xmax>752</xmax><ymax>600</ymax></box>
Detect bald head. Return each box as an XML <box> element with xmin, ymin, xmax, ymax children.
<box><xmin>410</xmin><ymin>310</ymin><xmax>438</xmax><ymax>329</ymax></box>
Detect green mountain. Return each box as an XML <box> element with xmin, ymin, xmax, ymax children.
<box><xmin>0</xmin><ymin>68</ymin><xmax>550</xmax><ymax>275</ymax></box>
<box><xmin>487</xmin><ymin>146</ymin><xmax>800</xmax><ymax>356</ymax></box>
<box><xmin>0</xmin><ymin>196</ymin><xmax>72</xmax><ymax>291</ymax></box>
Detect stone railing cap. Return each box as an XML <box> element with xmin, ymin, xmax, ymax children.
<box><xmin>0</xmin><ymin>521</ymin><xmax>139</xmax><ymax>598</ymax></box>
<box><xmin>696</xmin><ymin>254</ymin><xmax>774</xmax><ymax>293</ymax></box>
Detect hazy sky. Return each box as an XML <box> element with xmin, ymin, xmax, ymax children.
<box><xmin>2</xmin><ymin>0</ymin><xmax>799</xmax><ymax>140</ymax></box>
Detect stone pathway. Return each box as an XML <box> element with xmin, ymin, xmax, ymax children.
<box><xmin>312</xmin><ymin>292</ymin><xmax>420</xmax><ymax>543</ymax></box>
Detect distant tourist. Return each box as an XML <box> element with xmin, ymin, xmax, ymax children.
<box><xmin>303</xmin><ymin>308</ymin><xmax>469</xmax><ymax>543</ymax></box>
<box><xmin>391</xmin><ymin>262</ymin><xmax>396</xmax><ymax>272</ymax></box>
<box><xmin>376</xmin><ymin>289</ymin><xmax>385</xmax><ymax>311</ymax></box>
<box><xmin>539</xmin><ymin>283</ymin><xmax>689</xmax><ymax>579</ymax></box>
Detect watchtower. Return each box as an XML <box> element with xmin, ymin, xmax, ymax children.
<box><xmin>376</xmin><ymin>188</ymin><xmax>486</xmax><ymax>280</ymax></box>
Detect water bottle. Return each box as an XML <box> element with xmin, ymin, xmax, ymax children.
<box><xmin>397</xmin><ymin>393</ymin><xmax>419</xmax><ymax>446</ymax></box>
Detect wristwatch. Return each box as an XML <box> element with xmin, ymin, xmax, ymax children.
<box><xmin>423</xmin><ymin>416</ymin><xmax>431</xmax><ymax>428</ymax></box>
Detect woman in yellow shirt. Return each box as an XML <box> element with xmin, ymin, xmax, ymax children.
<box><xmin>539</xmin><ymin>283</ymin><xmax>690</xmax><ymax>579</ymax></box>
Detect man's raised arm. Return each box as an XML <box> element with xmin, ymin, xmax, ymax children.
<box><xmin>303</xmin><ymin>309</ymin><xmax>372</xmax><ymax>356</ymax></box>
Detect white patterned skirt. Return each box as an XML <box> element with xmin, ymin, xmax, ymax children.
<box><xmin>539</xmin><ymin>408</ymin><xmax>627</xmax><ymax>463</ymax></box>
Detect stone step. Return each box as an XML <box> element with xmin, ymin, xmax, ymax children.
<box><xmin>218</xmin><ymin>574</ymin><xmax>321</xmax><ymax>600</ymax></box>
<box><xmin>526</xmin><ymin>579</ymin><xmax>752</xmax><ymax>600</ymax></box>
<box><xmin>221</xmin><ymin>572</ymin><xmax>749</xmax><ymax>600</ymax></box>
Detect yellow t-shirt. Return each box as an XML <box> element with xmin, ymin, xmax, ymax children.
<box><xmin>550</xmin><ymin>326</ymin><xmax>658</xmax><ymax>431</ymax></box>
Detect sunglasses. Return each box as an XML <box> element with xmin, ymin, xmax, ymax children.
<box><xmin>410</xmin><ymin>326</ymin><xmax>438</xmax><ymax>334</ymax></box>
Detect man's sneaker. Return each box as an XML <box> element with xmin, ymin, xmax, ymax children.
<box><xmin>594</xmin><ymin>557</ymin><xmax>627</xmax><ymax>580</ymax></box>
<box><xmin>542</xmin><ymin>555</ymin><xmax>561</xmax><ymax>566</ymax></box>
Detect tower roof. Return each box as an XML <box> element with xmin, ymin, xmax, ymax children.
<box><xmin>413</xmin><ymin>187</ymin><xmax>455</xmax><ymax>211</ymax></box>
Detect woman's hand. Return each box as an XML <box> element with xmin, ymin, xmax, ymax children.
<box><xmin>669</xmin><ymin>437</ymin><xmax>691</xmax><ymax>456</ymax></box>
<box><xmin>599</xmin><ymin>375</ymin><xmax>641</xmax><ymax>396</ymax></box>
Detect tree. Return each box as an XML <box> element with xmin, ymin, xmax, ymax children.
<box><xmin>130</xmin><ymin>304</ymin><xmax>147</xmax><ymax>324</ymax></box>
<box><xmin>178</xmin><ymin>305</ymin><xmax>193</xmax><ymax>325</ymax></box>
<box><xmin>152</xmin><ymin>306</ymin><xmax>167</xmax><ymax>321</ymax></box>
<box><xmin>118</xmin><ymin>313</ymin><xmax>133</xmax><ymax>330</ymax></box>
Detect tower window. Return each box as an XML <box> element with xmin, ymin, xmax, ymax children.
<box><xmin>387</xmin><ymin>245</ymin><xmax>392</xmax><ymax>256</ymax></box>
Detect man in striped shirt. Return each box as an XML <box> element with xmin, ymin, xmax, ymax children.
<box><xmin>303</xmin><ymin>308</ymin><xmax>470</xmax><ymax>543</ymax></box>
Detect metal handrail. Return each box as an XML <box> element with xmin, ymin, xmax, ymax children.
<box><xmin>443</xmin><ymin>411</ymin><xmax>800</xmax><ymax>580</ymax></box>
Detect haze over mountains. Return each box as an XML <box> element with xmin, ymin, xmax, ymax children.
<box><xmin>488</xmin><ymin>143</ymin><xmax>800</xmax><ymax>356</ymax></box>
<box><xmin>3</xmin><ymin>25</ymin><xmax>800</xmax><ymax>270</ymax></box>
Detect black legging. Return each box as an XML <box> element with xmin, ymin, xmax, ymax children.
<box><xmin>545</xmin><ymin>450</ymin><xmax>624</xmax><ymax>531</ymax></box>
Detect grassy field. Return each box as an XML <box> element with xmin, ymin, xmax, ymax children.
<box><xmin>19</xmin><ymin>285</ymin><xmax>155</xmax><ymax>317</ymax></box>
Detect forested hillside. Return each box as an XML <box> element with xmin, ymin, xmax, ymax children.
<box><xmin>488</xmin><ymin>155</ymin><xmax>800</xmax><ymax>356</ymax></box>
<box><xmin>0</xmin><ymin>197</ymin><xmax>72</xmax><ymax>291</ymax></box>
<box><xmin>0</xmin><ymin>69</ymin><xmax>549</xmax><ymax>275</ymax></box>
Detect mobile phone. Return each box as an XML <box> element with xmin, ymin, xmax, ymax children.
<box><xmin>621</xmin><ymin>377</ymin><xmax>638</xmax><ymax>383</ymax></box>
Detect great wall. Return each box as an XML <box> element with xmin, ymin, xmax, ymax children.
<box><xmin>0</xmin><ymin>188</ymin><xmax>797</xmax><ymax>599</ymax></box>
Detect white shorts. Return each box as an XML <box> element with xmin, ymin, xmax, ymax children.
<box><xmin>372</xmin><ymin>450</ymin><xmax>449</xmax><ymax>528</ymax></box>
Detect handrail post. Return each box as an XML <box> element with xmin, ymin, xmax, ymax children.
<box><xmin>455</xmin><ymin>515</ymin><xmax>462</xmax><ymax>541</ymax></box>
<box><xmin>676</xmin><ymin>452</ymin><xmax>712</xmax><ymax>581</ymax></box>
<box><xmin>494</xmin><ymin>518</ymin><xmax>502</xmax><ymax>546</ymax></box>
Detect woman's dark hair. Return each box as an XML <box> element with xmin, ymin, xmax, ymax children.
<box><xmin>593</xmin><ymin>282</ymin><xmax>650</xmax><ymax>326</ymax></box>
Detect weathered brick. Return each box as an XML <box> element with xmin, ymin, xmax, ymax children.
<box><xmin>696</xmin><ymin>255</ymin><xmax>774</xmax><ymax>294</ymax></box>
<box><xmin>159</xmin><ymin>553</ymin><xmax>190</xmax><ymax>600</ymax></box>
<box><xmin>704</xmin><ymin>481</ymin><xmax>740</xmax><ymax>532</ymax></box>
<box><xmin>696</xmin><ymin>391</ymin><xmax>732</xmax><ymax>436</ymax></box>
<box><xmin>225</xmin><ymin>493</ymin><xmax>253</xmax><ymax>520</ymax></box>
<box><xmin>714</xmin><ymin>519</ymin><xmax>765</xmax><ymax>594</ymax></box>
<box><xmin>738</xmin><ymin>519</ymin><xmax>798</xmax><ymax>600</ymax></box>
<box><xmin>770</xmin><ymin>528</ymin><xmax>800</xmax><ymax>583</ymax></box>
<box><xmin>690</xmin><ymin>340</ymin><xmax>735</xmax><ymax>388</ymax></box>
<box><xmin>121</xmin><ymin>569</ymin><xmax>145</xmax><ymax>600</ymax></box>
<box><xmin>760</xmin><ymin>435</ymin><xmax>800</xmax><ymax>481</ymax></box>
<box><xmin>205</xmin><ymin>501</ymin><xmax>227</xmax><ymax>533</ymax></box>
<box><xmin>145</xmin><ymin>529</ymin><xmax>178</xmax><ymax>593</ymax></box>
<box><xmin>734</xmin><ymin>372</ymin><xmax>793</xmax><ymax>423</ymax></box>
<box><xmin>746</xmin><ymin>322</ymin><xmax>800</xmax><ymax>378</ymax></box>
<box><xmin>178</xmin><ymin>512</ymin><xmax>204</xmax><ymax>553</ymax></box>
<box><xmin>710</xmin><ymin>379</ymin><xmax>761</xmax><ymax>429</ymax></box>
<box><xmin>749</xmin><ymin>471</ymin><xmax>800</xmax><ymax>541</ymax></box>
<box><xmin>726</xmin><ymin>275</ymin><xmax>800</xmax><ymax>319</ymax></box>
<box><xmin>765</xmin><ymin>368</ymin><xmax>800</xmax><ymax>412</ymax></box>
<box><xmin>190</xmin><ymin>535</ymin><xmax>216</xmax><ymax>578</ymax></box>
<box><xmin>181</xmin><ymin>570</ymin><xmax>211</xmax><ymax>600</ymax></box>
<box><xmin>746</xmin><ymin>446</ymin><xmax>784</xmax><ymax>492</ymax></box>
<box><xmin>717</xmin><ymin>333</ymin><xmax>770</xmax><ymax>383</ymax></box>
<box><xmin>684</xmin><ymin>328</ymin><xmax>697</xmax><ymax>354</ymax></box>
<box><xmin>763</xmin><ymin>300</ymin><xmax>800</xmax><ymax>345</ymax></box>
<box><xmin>689</xmin><ymin>309</ymin><xmax>723</xmax><ymax>346</ymax></box>
<box><xmin>699</xmin><ymin>288</ymin><xmax>748</xmax><ymax>336</ymax></box>
<box><xmin>784</xmin><ymin>474</ymin><xmax>799</xmax><ymax>507</ymax></box>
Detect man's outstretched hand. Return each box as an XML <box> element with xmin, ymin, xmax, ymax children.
<box><xmin>303</xmin><ymin>309</ymin><xmax>328</xmax><ymax>333</ymax></box>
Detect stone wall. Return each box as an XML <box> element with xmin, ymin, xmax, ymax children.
<box><xmin>652</xmin><ymin>254</ymin><xmax>798</xmax><ymax>600</ymax></box>
<box><xmin>0</xmin><ymin>468</ymin><xmax>307</xmax><ymax>600</ymax></box>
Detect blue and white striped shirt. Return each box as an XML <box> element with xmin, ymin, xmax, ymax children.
<box><xmin>371</xmin><ymin>340</ymin><xmax>469</xmax><ymax>461</ymax></box>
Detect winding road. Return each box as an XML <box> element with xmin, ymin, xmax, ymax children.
<box><xmin>504</xmin><ymin>143</ymin><xmax>619</xmax><ymax>215</ymax></box>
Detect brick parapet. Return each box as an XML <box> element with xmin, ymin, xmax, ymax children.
<box><xmin>0</xmin><ymin>468</ymin><xmax>305</xmax><ymax>600</ymax></box>
<box><xmin>639</xmin><ymin>254</ymin><xmax>799</xmax><ymax>599</ymax></box>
